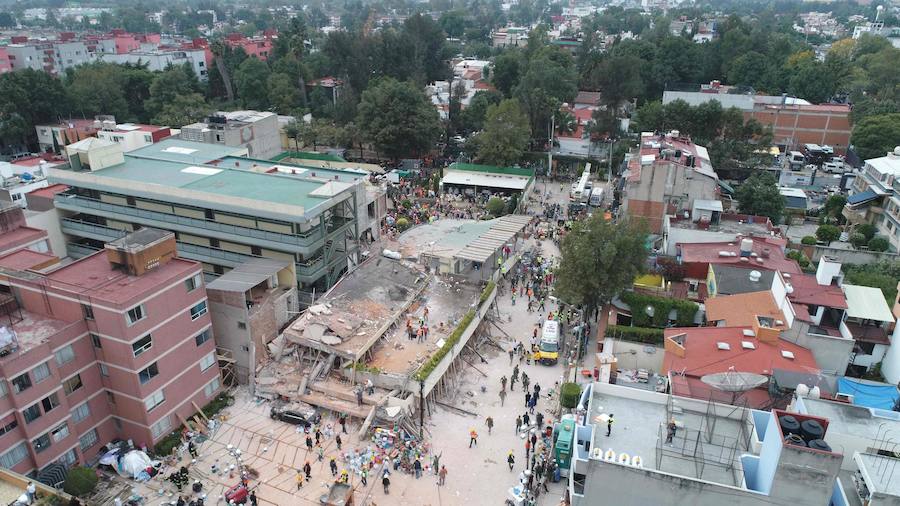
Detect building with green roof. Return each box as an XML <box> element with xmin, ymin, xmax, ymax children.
<box><xmin>441</xmin><ymin>162</ymin><xmax>535</xmax><ymax>196</ymax></box>
<box><xmin>50</xmin><ymin>137</ymin><xmax>386</xmax><ymax>290</ymax></box>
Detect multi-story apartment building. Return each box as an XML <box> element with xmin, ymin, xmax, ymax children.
<box><xmin>0</xmin><ymin>225</ymin><xmax>222</xmax><ymax>478</ymax></box>
<box><xmin>180</xmin><ymin>111</ymin><xmax>281</xmax><ymax>159</ymax></box>
<box><xmin>99</xmin><ymin>48</ymin><xmax>209</xmax><ymax>80</ymax></box>
<box><xmin>619</xmin><ymin>131</ymin><xmax>720</xmax><ymax>234</ymax></box>
<box><xmin>50</xmin><ymin>137</ymin><xmax>363</xmax><ymax>292</ymax></box>
<box><xmin>843</xmin><ymin>147</ymin><xmax>900</xmax><ymax>250</ymax></box>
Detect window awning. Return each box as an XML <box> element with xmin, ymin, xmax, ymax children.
<box><xmin>847</xmin><ymin>190</ymin><xmax>879</xmax><ymax>207</ymax></box>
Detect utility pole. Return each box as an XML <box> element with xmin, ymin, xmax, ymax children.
<box><xmin>548</xmin><ymin>113</ymin><xmax>555</xmax><ymax>179</ymax></box>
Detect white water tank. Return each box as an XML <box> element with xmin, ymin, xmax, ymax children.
<box><xmin>749</xmin><ymin>270</ymin><xmax>762</xmax><ymax>282</ymax></box>
<box><xmin>740</xmin><ymin>238</ymin><xmax>753</xmax><ymax>254</ymax></box>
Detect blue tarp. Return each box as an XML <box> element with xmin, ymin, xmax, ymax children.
<box><xmin>837</xmin><ymin>378</ymin><xmax>900</xmax><ymax>410</ymax></box>
<box><xmin>847</xmin><ymin>190</ymin><xmax>878</xmax><ymax>206</ymax></box>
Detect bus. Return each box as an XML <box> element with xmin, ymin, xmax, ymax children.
<box><xmin>570</xmin><ymin>165</ymin><xmax>592</xmax><ymax>202</ymax></box>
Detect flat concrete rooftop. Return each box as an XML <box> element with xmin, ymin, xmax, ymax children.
<box><xmin>127</xmin><ymin>137</ymin><xmax>246</xmax><ymax>163</ymax></box>
<box><xmin>590</xmin><ymin>384</ymin><xmax>748</xmax><ymax>486</ymax></box>
<box><xmin>800</xmin><ymin>397</ymin><xmax>900</xmax><ymax>440</ymax></box>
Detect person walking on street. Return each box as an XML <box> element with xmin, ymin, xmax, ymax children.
<box><xmin>304</xmin><ymin>461</ymin><xmax>312</xmax><ymax>479</ymax></box>
<box><xmin>306</xmin><ymin>435</ymin><xmax>313</xmax><ymax>451</ymax></box>
<box><xmin>523</xmin><ymin>412</ymin><xmax>530</xmax><ymax>428</ymax></box>
<box><xmin>336</xmin><ymin>434</ymin><xmax>343</xmax><ymax>450</ymax></box>
<box><xmin>361</xmin><ymin>468</ymin><xmax>368</xmax><ymax>486</ymax></box>
<box><xmin>382</xmin><ymin>472</ymin><xmax>391</xmax><ymax>494</ymax></box>
<box><xmin>188</xmin><ymin>440</ymin><xmax>198</xmax><ymax>458</ymax></box>
<box><xmin>515</xmin><ymin>415</ymin><xmax>522</xmax><ymax>434</ymax></box>
<box><xmin>525</xmin><ymin>391</ymin><xmax>532</xmax><ymax>409</ymax></box>
<box><xmin>339</xmin><ymin>414</ymin><xmax>347</xmax><ymax>434</ymax></box>
<box><xmin>536</xmin><ymin>412</ymin><xmax>544</xmax><ymax>429</ymax></box>
<box><xmin>508</xmin><ymin>348</ymin><xmax>514</xmax><ymax>365</ymax></box>
<box><xmin>295</xmin><ymin>469</ymin><xmax>304</xmax><ymax>490</ymax></box>
<box><xmin>525</xmin><ymin>439</ymin><xmax>531</xmax><ymax>461</ymax></box>
<box><xmin>330</xmin><ymin>457</ymin><xmax>338</xmax><ymax>476</ymax></box>
<box><xmin>414</xmin><ymin>457</ymin><xmax>423</xmax><ymax>478</ymax></box>
<box><xmin>499</xmin><ymin>389</ymin><xmax>507</xmax><ymax>406</ymax></box>
<box><xmin>607</xmin><ymin>414</ymin><xmax>615</xmax><ymax>436</ymax></box>
<box><xmin>315</xmin><ymin>428</ymin><xmax>322</xmax><ymax>445</ymax></box>
<box><xmin>530</xmin><ymin>432</ymin><xmax>538</xmax><ymax>450</ymax></box>
<box><xmin>501</xmin><ymin>375</ymin><xmax>507</xmax><ymax>391</ymax></box>
<box><xmin>522</xmin><ymin>374</ymin><xmax>530</xmax><ymax>395</ymax></box>
<box><xmin>486</xmin><ymin>416</ymin><xmax>494</xmax><ymax>434</ymax></box>
<box><xmin>249</xmin><ymin>490</ymin><xmax>258</xmax><ymax>506</ymax></box>
<box><xmin>356</xmin><ymin>387</ymin><xmax>363</xmax><ymax>407</ymax></box>
<box><xmin>507</xmin><ymin>451</ymin><xmax>516</xmax><ymax>471</ymax></box>
<box><xmin>438</xmin><ymin>465</ymin><xmax>448</xmax><ymax>486</ymax></box>
<box><xmin>469</xmin><ymin>428</ymin><xmax>478</xmax><ymax>448</ymax></box>
<box><xmin>534</xmin><ymin>383</ymin><xmax>541</xmax><ymax>398</ymax></box>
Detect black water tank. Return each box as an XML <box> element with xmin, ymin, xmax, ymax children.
<box><xmin>674</xmin><ymin>149</ymin><xmax>682</xmax><ymax>158</ymax></box>
<box><xmin>807</xmin><ymin>439</ymin><xmax>831</xmax><ymax>452</ymax></box>
<box><xmin>784</xmin><ymin>433</ymin><xmax>806</xmax><ymax>447</ymax></box>
<box><xmin>779</xmin><ymin>415</ymin><xmax>800</xmax><ymax>436</ymax></box>
<box><xmin>800</xmin><ymin>419</ymin><xmax>824</xmax><ymax>442</ymax></box>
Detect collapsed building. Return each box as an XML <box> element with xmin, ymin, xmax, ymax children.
<box><xmin>254</xmin><ymin>215</ymin><xmax>531</xmax><ymax>433</ymax></box>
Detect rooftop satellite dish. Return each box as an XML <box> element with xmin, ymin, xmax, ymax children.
<box><xmin>701</xmin><ymin>370</ymin><xmax>769</xmax><ymax>392</ymax></box>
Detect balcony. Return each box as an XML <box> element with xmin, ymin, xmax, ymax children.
<box><xmin>55</xmin><ymin>193</ymin><xmax>334</xmax><ymax>253</ymax></box>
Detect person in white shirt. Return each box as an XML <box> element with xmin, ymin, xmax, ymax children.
<box><xmin>25</xmin><ymin>482</ymin><xmax>35</xmax><ymax>503</ymax></box>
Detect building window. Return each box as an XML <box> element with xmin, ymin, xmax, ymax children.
<box><xmin>57</xmin><ymin>448</ymin><xmax>77</xmax><ymax>467</ymax></box>
<box><xmin>185</xmin><ymin>273</ymin><xmax>202</xmax><ymax>292</ymax></box>
<box><xmin>0</xmin><ymin>415</ymin><xmax>18</xmax><ymax>436</ymax></box>
<box><xmin>41</xmin><ymin>393</ymin><xmax>60</xmax><ymax>413</ymax></box>
<box><xmin>79</xmin><ymin>429</ymin><xmax>99</xmax><ymax>451</ymax></box>
<box><xmin>33</xmin><ymin>433</ymin><xmax>51</xmax><ymax>453</ymax></box>
<box><xmin>150</xmin><ymin>415</ymin><xmax>172</xmax><ymax>439</ymax></box>
<box><xmin>199</xmin><ymin>352</ymin><xmax>215</xmax><ymax>372</ymax></box>
<box><xmin>98</xmin><ymin>363</ymin><xmax>109</xmax><ymax>377</ymax></box>
<box><xmin>237</xmin><ymin>321</ymin><xmax>246</xmax><ymax>330</ymax></box>
<box><xmin>23</xmin><ymin>403</ymin><xmax>41</xmax><ymax>424</ymax></box>
<box><xmin>126</xmin><ymin>304</ymin><xmax>146</xmax><ymax>326</ymax></box>
<box><xmin>82</xmin><ymin>304</ymin><xmax>94</xmax><ymax>320</ymax></box>
<box><xmin>144</xmin><ymin>389</ymin><xmax>165</xmax><ymax>412</ymax></box>
<box><xmin>50</xmin><ymin>422</ymin><xmax>69</xmax><ymax>442</ymax></box>
<box><xmin>204</xmin><ymin>377</ymin><xmax>220</xmax><ymax>398</ymax></box>
<box><xmin>251</xmin><ymin>246</ymin><xmax>262</xmax><ymax>256</ymax></box>
<box><xmin>90</xmin><ymin>333</ymin><xmax>102</xmax><ymax>348</ymax></box>
<box><xmin>63</xmin><ymin>374</ymin><xmax>83</xmax><ymax>395</ymax></box>
<box><xmin>32</xmin><ymin>362</ymin><xmax>51</xmax><ymax>383</ymax></box>
<box><xmin>106</xmin><ymin>392</ymin><xmax>116</xmax><ymax>405</ymax></box>
<box><xmin>0</xmin><ymin>443</ymin><xmax>28</xmax><ymax>468</ymax></box>
<box><xmin>71</xmin><ymin>402</ymin><xmax>90</xmax><ymax>423</ymax></box>
<box><xmin>138</xmin><ymin>362</ymin><xmax>159</xmax><ymax>384</ymax></box>
<box><xmin>55</xmin><ymin>345</ymin><xmax>75</xmax><ymax>366</ymax></box>
<box><xmin>190</xmin><ymin>301</ymin><xmax>208</xmax><ymax>321</ymax></box>
<box><xmin>194</xmin><ymin>329</ymin><xmax>212</xmax><ymax>346</ymax></box>
<box><xmin>132</xmin><ymin>335</ymin><xmax>153</xmax><ymax>357</ymax></box>
<box><xmin>11</xmin><ymin>373</ymin><xmax>31</xmax><ymax>394</ymax></box>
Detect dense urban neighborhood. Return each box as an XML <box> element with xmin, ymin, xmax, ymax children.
<box><xmin>0</xmin><ymin>0</ymin><xmax>899</xmax><ymax>505</ymax></box>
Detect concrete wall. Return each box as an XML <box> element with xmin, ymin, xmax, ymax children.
<box><xmin>882</xmin><ymin>323</ymin><xmax>900</xmax><ymax>385</ymax></box>
<box><xmin>810</xmin><ymin>245</ymin><xmax>899</xmax><ymax>265</ymax></box>
<box><xmin>208</xmin><ymin>291</ymin><xmax>252</xmax><ymax>383</ymax></box>
<box><xmin>609</xmin><ymin>340</ymin><xmax>664</xmax><ymax>372</ymax></box>
<box><xmin>781</xmin><ymin>324</ymin><xmax>853</xmax><ymax>375</ymax></box>
<box><xmin>24</xmin><ymin>208</ymin><xmax>66</xmax><ymax>257</ymax></box>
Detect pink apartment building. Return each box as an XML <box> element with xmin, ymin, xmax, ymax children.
<box><xmin>0</xmin><ymin>222</ymin><xmax>222</xmax><ymax>478</ymax></box>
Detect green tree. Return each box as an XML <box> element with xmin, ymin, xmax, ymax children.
<box><xmin>851</xmin><ymin>114</ymin><xmax>900</xmax><ymax>161</ymax></box>
<box><xmin>734</xmin><ymin>172</ymin><xmax>785</xmax><ymax>223</ymax></box>
<box><xmin>309</xmin><ymin>86</ymin><xmax>335</xmax><ymax>119</ymax></box>
<box><xmin>283</xmin><ymin>120</ymin><xmax>302</xmax><ymax>151</ymax></box>
<box><xmin>823</xmin><ymin>195</ymin><xmax>847</xmax><ymax>223</ymax></box>
<box><xmin>844</xmin><ymin>261</ymin><xmax>900</xmax><ymax>303</ymax></box>
<box><xmin>585</xmin><ymin>54</ymin><xmax>643</xmax><ymax>112</ymax></box>
<box><xmin>868</xmin><ymin>237</ymin><xmax>890</xmax><ymax>252</ymax></box>
<box><xmin>0</xmin><ymin>69</ymin><xmax>69</xmax><ymax>150</ymax></box>
<box><xmin>492</xmin><ymin>50</ymin><xmax>523</xmax><ymax>97</ymax></box>
<box><xmin>234</xmin><ymin>57</ymin><xmax>270</xmax><ymax>110</ymax></box>
<box><xmin>267</xmin><ymin>73</ymin><xmax>303</xmax><ymax>114</ymax></box>
<box><xmin>461</xmin><ymin>90</ymin><xmax>502</xmax><ymax>133</ymax></box>
<box><xmin>554</xmin><ymin>214</ymin><xmax>649</xmax><ymax>317</ymax></box>
<box><xmin>356</xmin><ymin>78</ymin><xmax>441</xmax><ymax>160</ymax></box>
<box><xmin>515</xmin><ymin>47</ymin><xmax>578</xmax><ymax>137</ymax></box>
<box><xmin>486</xmin><ymin>197</ymin><xmax>506</xmax><ymax>217</ymax></box>
<box><xmin>474</xmin><ymin>99</ymin><xmax>531</xmax><ymax>167</ymax></box>
<box><xmin>151</xmin><ymin>93</ymin><xmax>212</xmax><ymax>128</ymax></box>
<box><xmin>67</xmin><ymin>63</ymin><xmax>130</xmax><ymax>121</ymax></box>
<box><xmin>856</xmin><ymin>223</ymin><xmax>877</xmax><ymax>242</ymax></box>
<box><xmin>145</xmin><ymin>63</ymin><xmax>201</xmax><ymax>120</ymax></box>
<box><xmin>64</xmin><ymin>466</ymin><xmax>98</xmax><ymax>496</ymax></box>
<box><xmin>815</xmin><ymin>224</ymin><xmax>841</xmax><ymax>243</ymax></box>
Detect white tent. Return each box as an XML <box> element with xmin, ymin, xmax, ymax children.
<box><xmin>117</xmin><ymin>450</ymin><xmax>152</xmax><ymax>479</ymax></box>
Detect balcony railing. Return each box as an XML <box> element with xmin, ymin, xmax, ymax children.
<box><xmin>55</xmin><ymin>193</ymin><xmax>327</xmax><ymax>249</ymax></box>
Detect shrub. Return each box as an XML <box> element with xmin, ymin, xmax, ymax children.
<box><xmin>201</xmin><ymin>392</ymin><xmax>233</xmax><ymax>418</ymax></box>
<box><xmin>786</xmin><ymin>250</ymin><xmax>811</xmax><ymax>269</ymax></box>
<box><xmin>486</xmin><ymin>197</ymin><xmax>506</xmax><ymax>217</ymax></box>
<box><xmin>153</xmin><ymin>431</ymin><xmax>182</xmax><ymax>457</ymax></box>
<box><xmin>415</xmin><ymin>309</ymin><xmax>476</xmax><ymax>381</ymax></box>
<box><xmin>849</xmin><ymin>232</ymin><xmax>868</xmax><ymax>249</ymax></box>
<box><xmin>607</xmin><ymin>325</ymin><xmax>665</xmax><ymax>345</ymax></box>
<box><xmin>856</xmin><ymin>223</ymin><xmax>877</xmax><ymax>241</ymax></box>
<box><xmin>479</xmin><ymin>281</ymin><xmax>496</xmax><ymax>305</ymax></box>
<box><xmin>619</xmin><ymin>291</ymin><xmax>698</xmax><ymax>327</ymax></box>
<box><xmin>801</xmin><ymin>235</ymin><xmax>817</xmax><ymax>245</ymax></box>
<box><xmin>815</xmin><ymin>224</ymin><xmax>840</xmax><ymax>243</ymax></box>
<box><xmin>560</xmin><ymin>382</ymin><xmax>582</xmax><ymax>409</ymax></box>
<box><xmin>395</xmin><ymin>217</ymin><xmax>411</xmax><ymax>231</ymax></box>
<box><xmin>63</xmin><ymin>466</ymin><xmax>98</xmax><ymax>496</ymax></box>
<box><xmin>868</xmin><ymin>236</ymin><xmax>890</xmax><ymax>252</ymax></box>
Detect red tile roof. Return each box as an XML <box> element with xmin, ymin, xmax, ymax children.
<box><xmin>785</xmin><ymin>273</ymin><xmax>847</xmax><ymax>309</ymax></box>
<box><xmin>705</xmin><ymin>291</ymin><xmax>787</xmax><ymax>328</ymax></box>
<box><xmin>26</xmin><ymin>184</ymin><xmax>69</xmax><ymax>199</ymax></box>
<box><xmin>0</xmin><ymin>226</ymin><xmax>47</xmax><ymax>256</ymax></box>
<box><xmin>663</xmin><ymin>326</ymin><xmax>818</xmax><ymax>378</ymax></box>
<box><xmin>678</xmin><ymin>236</ymin><xmax>801</xmax><ymax>275</ymax></box>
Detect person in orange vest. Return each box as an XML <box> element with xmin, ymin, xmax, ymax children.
<box><xmin>469</xmin><ymin>428</ymin><xmax>478</xmax><ymax>448</ymax></box>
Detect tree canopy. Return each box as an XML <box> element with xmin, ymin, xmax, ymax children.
<box><xmin>554</xmin><ymin>215</ymin><xmax>649</xmax><ymax>314</ymax></box>
<box><xmin>734</xmin><ymin>172</ymin><xmax>786</xmax><ymax>224</ymax></box>
<box><xmin>851</xmin><ymin>113</ymin><xmax>900</xmax><ymax>161</ymax></box>
<box><xmin>474</xmin><ymin>99</ymin><xmax>531</xmax><ymax>167</ymax></box>
<box><xmin>356</xmin><ymin>78</ymin><xmax>441</xmax><ymax>160</ymax></box>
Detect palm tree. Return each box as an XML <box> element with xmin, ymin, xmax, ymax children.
<box><xmin>210</xmin><ymin>41</ymin><xmax>234</xmax><ymax>103</ymax></box>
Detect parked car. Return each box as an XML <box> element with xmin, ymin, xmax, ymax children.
<box><xmin>270</xmin><ymin>407</ymin><xmax>314</xmax><ymax>427</ymax></box>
